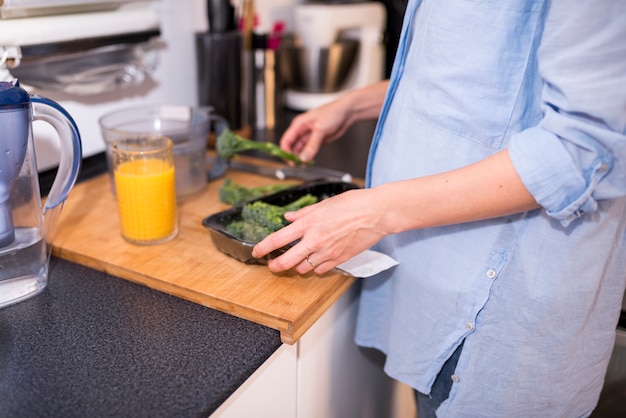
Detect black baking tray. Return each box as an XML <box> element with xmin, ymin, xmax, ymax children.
<box><xmin>202</xmin><ymin>179</ymin><xmax>360</xmax><ymax>264</ymax></box>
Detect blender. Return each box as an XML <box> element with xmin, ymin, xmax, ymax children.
<box><xmin>281</xmin><ymin>1</ymin><xmax>387</xmax><ymax>110</ymax></box>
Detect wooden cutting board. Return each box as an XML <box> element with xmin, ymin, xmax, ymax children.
<box><xmin>51</xmin><ymin>155</ymin><xmax>357</xmax><ymax>344</ymax></box>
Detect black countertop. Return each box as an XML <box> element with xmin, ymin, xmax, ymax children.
<box><xmin>0</xmin><ymin>257</ymin><xmax>282</xmax><ymax>418</ymax></box>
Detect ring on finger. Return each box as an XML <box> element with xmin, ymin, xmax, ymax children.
<box><xmin>305</xmin><ymin>255</ymin><xmax>317</xmax><ymax>268</ymax></box>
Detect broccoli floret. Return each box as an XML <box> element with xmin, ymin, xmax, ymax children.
<box><xmin>227</xmin><ymin>193</ymin><xmax>319</xmax><ymax>243</ymax></box>
<box><xmin>242</xmin><ymin>201</ymin><xmax>289</xmax><ymax>231</ymax></box>
<box><xmin>216</xmin><ymin>128</ymin><xmax>304</xmax><ymax>164</ymax></box>
<box><xmin>226</xmin><ymin>220</ymin><xmax>274</xmax><ymax>243</ymax></box>
<box><xmin>219</xmin><ymin>178</ymin><xmax>295</xmax><ymax>206</ymax></box>
<box><xmin>241</xmin><ymin>194</ymin><xmax>319</xmax><ymax>230</ymax></box>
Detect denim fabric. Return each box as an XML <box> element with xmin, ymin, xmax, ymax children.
<box><xmin>415</xmin><ymin>342</ymin><xmax>464</xmax><ymax>418</ymax></box>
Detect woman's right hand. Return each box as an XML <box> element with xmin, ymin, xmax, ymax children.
<box><xmin>280</xmin><ymin>96</ymin><xmax>354</xmax><ymax>163</ymax></box>
<box><xmin>280</xmin><ymin>81</ymin><xmax>390</xmax><ymax>163</ymax></box>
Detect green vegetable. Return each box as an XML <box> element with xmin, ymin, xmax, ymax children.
<box><xmin>226</xmin><ymin>194</ymin><xmax>319</xmax><ymax>243</ymax></box>
<box><xmin>226</xmin><ymin>220</ymin><xmax>274</xmax><ymax>243</ymax></box>
<box><xmin>242</xmin><ymin>194</ymin><xmax>318</xmax><ymax>231</ymax></box>
<box><xmin>216</xmin><ymin>128</ymin><xmax>304</xmax><ymax>164</ymax></box>
<box><xmin>219</xmin><ymin>178</ymin><xmax>294</xmax><ymax>206</ymax></box>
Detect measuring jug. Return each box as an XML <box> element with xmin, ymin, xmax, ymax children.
<box><xmin>0</xmin><ymin>79</ymin><xmax>82</xmax><ymax>309</ymax></box>
<box><xmin>99</xmin><ymin>104</ymin><xmax>229</xmax><ymax>198</ymax></box>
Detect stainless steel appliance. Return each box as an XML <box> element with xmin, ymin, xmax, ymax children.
<box><xmin>282</xmin><ymin>1</ymin><xmax>386</xmax><ymax>110</ymax></box>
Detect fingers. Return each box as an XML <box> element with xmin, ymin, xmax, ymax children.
<box><xmin>279</xmin><ymin>120</ymin><xmax>304</xmax><ymax>152</ymax></box>
<box><xmin>252</xmin><ymin>228</ymin><xmax>316</xmax><ymax>273</ymax></box>
<box><xmin>252</xmin><ymin>200</ymin><xmax>319</xmax><ymax>260</ymax></box>
<box><xmin>279</xmin><ymin>110</ymin><xmax>333</xmax><ymax>164</ymax></box>
<box><xmin>251</xmin><ymin>213</ymin><xmax>329</xmax><ymax>274</ymax></box>
<box><xmin>267</xmin><ymin>242</ymin><xmax>335</xmax><ymax>275</ymax></box>
<box><xmin>280</xmin><ymin>113</ymin><xmax>313</xmax><ymax>153</ymax></box>
<box><xmin>286</xmin><ymin>126</ymin><xmax>327</xmax><ymax>164</ymax></box>
<box><xmin>293</xmin><ymin>252</ymin><xmax>332</xmax><ymax>275</ymax></box>
<box><xmin>283</xmin><ymin>204</ymin><xmax>315</xmax><ymax>223</ymax></box>
<box><xmin>298</xmin><ymin>129</ymin><xmax>325</xmax><ymax>163</ymax></box>
<box><xmin>251</xmin><ymin>222</ymin><xmax>302</xmax><ymax>260</ymax></box>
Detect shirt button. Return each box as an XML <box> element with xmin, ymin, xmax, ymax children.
<box><xmin>486</xmin><ymin>269</ymin><xmax>497</xmax><ymax>279</ymax></box>
<box><xmin>451</xmin><ymin>374</ymin><xmax>460</xmax><ymax>383</ymax></box>
<box><xmin>598</xmin><ymin>163</ymin><xmax>609</xmax><ymax>172</ymax></box>
<box><xmin>465</xmin><ymin>322</ymin><xmax>474</xmax><ymax>331</ymax></box>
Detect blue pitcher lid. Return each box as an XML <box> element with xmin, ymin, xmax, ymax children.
<box><xmin>0</xmin><ymin>79</ymin><xmax>29</xmax><ymax>107</ymax></box>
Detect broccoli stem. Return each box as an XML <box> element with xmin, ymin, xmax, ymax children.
<box><xmin>282</xmin><ymin>194</ymin><xmax>319</xmax><ymax>212</ymax></box>
<box><xmin>217</xmin><ymin>128</ymin><xmax>304</xmax><ymax>164</ymax></box>
<box><xmin>249</xmin><ymin>141</ymin><xmax>303</xmax><ymax>163</ymax></box>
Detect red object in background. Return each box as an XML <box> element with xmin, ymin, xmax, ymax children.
<box><xmin>267</xmin><ymin>20</ymin><xmax>285</xmax><ymax>50</ymax></box>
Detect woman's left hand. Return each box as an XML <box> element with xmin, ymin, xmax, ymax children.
<box><xmin>251</xmin><ymin>188</ymin><xmax>388</xmax><ymax>274</ymax></box>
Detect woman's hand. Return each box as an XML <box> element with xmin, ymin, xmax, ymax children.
<box><xmin>281</xmin><ymin>81</ymin><xmax>390</xmax><ymax>163</ymax></box>
<box><xmin>251</xmin><ymin>188</ymin><xmax>389</xmax><ymax>274</ymax></box>
<box><xmin>280</xmin><ymin>98</ymin><xmax>354</xmax><ymax>163</ymax></box>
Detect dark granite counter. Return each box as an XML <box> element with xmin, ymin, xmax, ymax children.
<box><xmin>0</xmin><ymin>257</ymin><xmax>282</xmax><ymax>418</ymax></box>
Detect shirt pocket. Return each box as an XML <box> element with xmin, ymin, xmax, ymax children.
<box><xmin>407</xmin><ymin>0</ymin><xmax>545</xmax><ymax>148</ymax></box>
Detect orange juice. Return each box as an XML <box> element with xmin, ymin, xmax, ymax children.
<box><xmin>114</xmin><ymin>158</ymin><xmax>178</xmax><ymax>244</ymax></box>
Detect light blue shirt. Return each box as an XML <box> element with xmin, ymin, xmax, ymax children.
<box><xmin>355</xmin><ymin>0</ymin><xmax>626</xmax><ymax>416</ymax></box>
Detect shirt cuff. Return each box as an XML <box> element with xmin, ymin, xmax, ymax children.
<box><xmin>508</xmin><ymin>125</ymin><xmax>611</xmax><ymax>227</ymax></box>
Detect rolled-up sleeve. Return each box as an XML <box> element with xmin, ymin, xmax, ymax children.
<box><xmin>508</xmin><ymin>0</ymin><xmax>626</xmax><ymax>226</ymax></box>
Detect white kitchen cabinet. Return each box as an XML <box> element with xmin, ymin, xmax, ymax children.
<box><xmin>211</xmin><ymin>343</ymin><xmax>298</xmax><ymax>418</ymax></box>
<box><xmin>211</xmin><ymin>281</ymin><xmax>417</xmax><ymax>418</ymax></box>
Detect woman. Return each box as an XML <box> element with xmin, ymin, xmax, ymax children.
<box><xmin>252</xmin><ymin>0</ymin><xmax>626</xmax><ymax>415</ymax></box>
